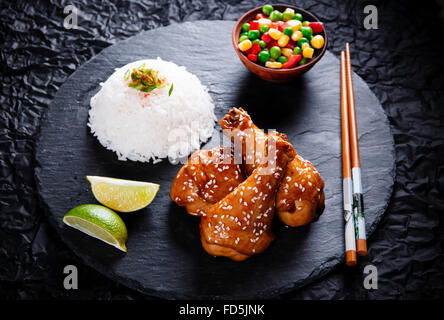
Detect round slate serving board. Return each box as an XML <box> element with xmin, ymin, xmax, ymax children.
<box><xmin>35</xmin><ymin>21</ymin><xmax>395</xmax><ymax>299</ymax></box>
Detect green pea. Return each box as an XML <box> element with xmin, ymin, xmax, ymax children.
<box><xmin>302</xmin><ymin>21</ymin><xmax>310</xmax><ymax>26</ymax></box>
<box><xmin>269</xmin><ymin>10</ymin><xmax>283</xmax><ymax>22</ymax></box>
<box><xmin>297</xmin><ymin>37</ymin><xmax>309</xmax><ymax>47</ymax></box>
<box><xmin>278</xmin><ymin>56</ymin><xmax>288</xmax><ymax>64</ymax></box>
<box><xmin>307</xmin><ymin>34</ymin><xmax>313</xmax><ymax>41</ymax></box>
<box><xmin>300</xmin><ymin>57</ymin><xmax>308</xmax><ymax>65</ymax></box>
<box><xmin>241</xmin><ymin>32</ymin><xmax>248</xmax><ymax>37</ymax></box>
<box><xmin>239</xmin><ymin>35</ymin><xmax>249</xmax><ymax>43</ymax></box>
<box><xmin>248</xmin><ymin>30</ymin><xmax>260</xmax><ymax>40</ymax></box>
<box><xmin>293</xmin><ymin>46</ymin><xmax>302</xmax><ymax>55</ymax></box>
<box><xmin>301</xmin><ymin>26</ymin><xmax>313</xmax><ymax>38</ymax></box>
<box><xmin>242</xmin><ymin>23</ymin><xmax>250</xmax><ymax>32</ymax></box>
<box><xmin>283</xmin><ymin>8</ymin><xmax>295</xmax><ymax>21</ymax></box>
<box><xmin>270</xmin><ymin>46</ymin><xmax>281</xmax><ymax>59</ymax></box>
<box><xmin>262</xmin><ymin>5</ymin><xmax>274</xmax><ymax>16</ymax></box>
<box><xmin>258</xmin><ymin>50</ymin><xmax>270</xmax><ymax>64</ymax></box>
<box><xmin>260</xmin><ymin>25</ymin><xmax>270</xmax><ymax>34</ymax></box>
<box><xmin>283</xmin><ymin>27</ymin><xmax>293</xmax><ymax>37</ymax></box>
<box><xmin>294</xmin><ymin>13</ymin><xmax>303</xmax><ymax>21</ymax></box>
<box><xmin>258</xmin><ymin>40</ymin><xmax>267</xmax><ymax>48</ymax></box>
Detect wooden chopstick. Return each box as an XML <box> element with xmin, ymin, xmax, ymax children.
<box><xmin>345</xmin><ymin>43</ymin><xmax>367</xmax><ymax>256</ymax></box>
<box><xmin>341</xmin><ymin>51</ymin><xmax>357</xmax><ymax>266</ymax></box>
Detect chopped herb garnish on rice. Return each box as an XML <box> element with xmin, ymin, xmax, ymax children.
<box><xmin>125</xmin><ymin>64</ymin><xmax>168</xmax><ymax>93</ymax></box>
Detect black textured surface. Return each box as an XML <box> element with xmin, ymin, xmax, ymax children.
<box><xmin>1</xmin><ymin>0</ymin><xmax>444</xmax><ymax>299</ymax></box>
<box><xmin>34</xmin><ymin>21</ymin><xmax>394</xmax><ymax>299</ymax></box>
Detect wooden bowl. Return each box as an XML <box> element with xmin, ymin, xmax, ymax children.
<box><xmin>232</xmin><ymin>4</ymin><xmax>328</xmax><ymax>83</ymax></box>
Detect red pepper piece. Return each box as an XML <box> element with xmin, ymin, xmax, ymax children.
<box><xmin>249</xmin><ymin>20</ymin><xmax>260</xmax><ymax>30</ymax></box>
<box><xmin>247</xmin><ymin>53</ymin><xmax>258</xmax><ymax>62</ymax></box>
<box><xmin>270</xmin><ymin>21</ymin><xmax>280</xmax><ymax>30</ymax></box>
<box><xmin>285</xmin><ymin>40</ymin><xmax>296</xmax><ymax>50</ymax></box>
<box><xmin>256</xmin><ymin>13</ymin><xmax>267</xmax><ymax>20</ymax></box>
<box><xmin>309</xmin><ymin>22</ymin><xmax>323</xmax><ymax>34</ymax></box>
<box><xmin>281</xmin><ymin>22</ymin><xmax>290</xmax><ymax>30</ymax></box>
<box><xmin>282</xmin><ymin>54</ymin><xmax>302</xmax><ymax>69</ymax></box>
<box><xmin>261</xmin><ymin>32</ymin><xmax>273</xmax><ymax>44</ymax></box>
<box><xmin>267</xmin><ymin>39</ymin><xmax>278</xmax><ymax>50</ymax></box>
<box><xmin>250</xmin><ymin>42</ymin><xmax>261</xmax><ymax>55</ymax></box>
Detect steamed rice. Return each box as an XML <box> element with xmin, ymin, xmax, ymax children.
<box><xmin>88</xmin><ymin>58</ymin><xmax>216</xmax><ymax>163</ymax></box>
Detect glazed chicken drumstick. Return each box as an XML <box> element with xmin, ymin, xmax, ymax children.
<box><xmin>170</xmin><ymin>146</ymin><xmax>245</xmax><ymax>216</ymax></box>
<box><xmin>200</xmin><ymin>137</ymin><xmax>295</xmax><ymax>261</ymax></box>
<box><xmin>220</xmin><ymin>107</ymin><xmax>325</xmax><ymax>227</ymax></box>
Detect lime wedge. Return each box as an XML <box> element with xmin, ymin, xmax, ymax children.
<box><xmin>86</xmin><ymin>176</ymin><xmax>160</xmax><ymax>212</ymax></box>
<box><xmin>63</xmin><ymin>204</ymin><xmax>128</xmax><ymax>252</ymax></box>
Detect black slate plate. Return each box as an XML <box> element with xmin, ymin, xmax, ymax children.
<box><xmin>35</xmin><ymin>21</ymin><xmax>395</xmax><ymax>299</ymax></box>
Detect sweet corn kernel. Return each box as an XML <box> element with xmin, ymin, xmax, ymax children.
<box><xmin>265</xmin><ymin>61</ymin><xmax>283</xmax><ymax>69</ymax></box>
<box><xmin>291</xmin><ymin>30</ymin><xmax>303</xmax><ymax>42</ymax></box>
<box><xmin>281</xmin><ymin>48</ymin><xmax>293</xmax><ymax>58</ymax></box>
<box><xmin>258</xmin><ymin>18</ymin><xmax>271</xmax><ymax>29</ymax></box>
<box><xmin>278</xmin><ymin>34</ymin><xmax>290</xmax><ymax>47</ymax></box>
<box><xmin>301</xmin><ymin>42</ymin><xmax>310</xmax><ymax>51</ymax></box>
<box><xmin>303</xmin><ymin>47</ymin><xmax>314</xmax><ymax>59</ymax></box>
<box><xmin>238</xmin><ymin>39</ymin><xmax>252</xmax><ymax>52</ymax></box>
<box><xmin>269</xmin><ymin>28</ymin><xmax>282</xmax><ymax>40</ymax></box>
<box><xmin>311</xmin><ymin>35</ymin><xmax>325</xmax><ymax>49</ymax></box>
<box><xmin>287</xmin><ymin>19</ymin><xmax>302</xmax><ymax>31</ymax></box>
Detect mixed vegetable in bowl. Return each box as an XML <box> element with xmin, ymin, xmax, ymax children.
<box><xmin>238</xmin><ymin>5</ymin><xmax>325</xmax><ymax>69</ymax></box>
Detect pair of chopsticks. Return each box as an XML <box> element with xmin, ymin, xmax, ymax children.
<box><xmin>341</xmin><ymin>43</ymin><xmax>367</xmax><ymax>267</ymax></box>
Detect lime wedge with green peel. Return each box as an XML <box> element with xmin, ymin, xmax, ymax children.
<box><xmin>63</xmin><ymin>204</ymin><xmax>128</xmax><ymax>252</ymax></box>
<box><xmin>86</xmin><ymin>176</ymin><xmax>160</xmax><ymax>212</ymax></box>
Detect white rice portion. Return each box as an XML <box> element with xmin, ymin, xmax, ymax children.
<box><xmin>88</xmin><ymin>58</ymin><xmax>216</xmax><ymax>163</ymax></box>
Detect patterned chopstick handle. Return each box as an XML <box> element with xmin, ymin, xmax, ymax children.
<box><xmin>352</xmin><ymin>167</ymin><xmax>367</xmax><ymax>255</ymax></box>
<box><xmin>353</xmin><ymin>193</ymin><xmax>366</xmax><ymax>240</ymax></box>
<box><xmin>344</xmin><ymin>177</ymin><xmax>357</xmax><ymax>266</ymax></box>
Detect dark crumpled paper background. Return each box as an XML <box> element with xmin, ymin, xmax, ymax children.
<box><xmin>1</xmin><ymin>0</ymin><xmax>443</xmax><ymax>299</ymax></box>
